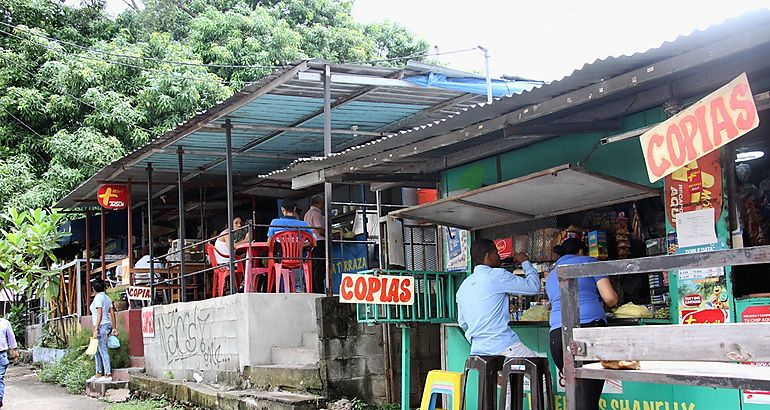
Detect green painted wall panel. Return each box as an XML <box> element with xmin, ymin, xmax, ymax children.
<box><xmin>445</xmin><ymin>156</ymin><xmax>499</xmax><ymax>194</ymax></box>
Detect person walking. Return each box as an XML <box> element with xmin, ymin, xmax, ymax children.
<box><xmin>0</xmin><ymin>314</ymin><xmax>19</xmax><ymax>407</ymax></box>
<box><xmin>88</xmin><ymin>279</ymin><xmax>118</xmax><ymax>382</ymax></box>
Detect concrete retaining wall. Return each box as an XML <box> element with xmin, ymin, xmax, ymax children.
<box><xmin>143</xmin><ymin>293</ymin><xmax>321</xmax><ymax>385</ymax></box>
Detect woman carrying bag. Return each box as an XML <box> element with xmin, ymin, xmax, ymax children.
<box><xmin>87</xmin><ymin>279</ymin><xmax>118</xmax><ymax>382</ymax></box>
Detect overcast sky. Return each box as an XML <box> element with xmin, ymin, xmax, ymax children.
<box><xmin>102</xmin><ymin>0</ymin><xmax>770</xmax><ymax>81</ymax></box>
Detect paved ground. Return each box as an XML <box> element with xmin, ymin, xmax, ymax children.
<box><xmin>3</xmin><ymin>364</ymin><xmax>107</xmax><ymax>410</ymax></box>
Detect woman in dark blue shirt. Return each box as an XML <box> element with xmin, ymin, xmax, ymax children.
<box><xmin>545</xmin><ymin>238</ymin><xmax>618</xmax><ymax>410</ymax></box>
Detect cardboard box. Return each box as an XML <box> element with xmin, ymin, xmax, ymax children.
<box><xmin>588</xmin><ymin>230</ymin><xmax>608</xmax><ymax>260</ymax></box>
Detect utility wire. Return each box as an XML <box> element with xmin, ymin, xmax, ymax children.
<box><xmin>0</xmin><ymin>106</ymin><xmax>44</xmax><ymax>138</ymax></box>
<box><xmin>0</xmin><ymin>21</ymin><xmax>479</xmax><ymax>71</ymax></box>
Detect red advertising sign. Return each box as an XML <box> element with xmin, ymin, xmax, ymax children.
<box><xmin>664</xmin><ymin>150</ymin><xmax>722</xmax><ymax>230</ymax></box>
<box><xmin>494</xmin><ymin>238</ymin><xmax>513</xmax><ymax>258</ymax></box>
<box><xmin>127</xmin><ymin>286</ymin><xmax>152</xmax><ymax>301</ymax></box>
<box><xmin>97</xmin><ymin>184</ymin><xmax>129</xmax><ymax>210</ymax></box>
<box><xmin>339</xmin><ymin>274</ymin><xmax>414</xmax><ymax>305</ymax></box>
<box><xmin>640</xmin><ymin>73</ymin><xmax>759</xmax><ymax>182</ymax></box>
<box><xmin>683</xmin><ymin>294</ymin><xmax>702</xmax><ymax>307</ymax></box>
<box><xmin>680</xmin><ymin>308</ymin><xmax>728</xmax><ymax>325</ymax></box>
<box><xmin>141</xmin><ymin>307</ymin><xmax>154</xmax><ymax>338</ymax></box>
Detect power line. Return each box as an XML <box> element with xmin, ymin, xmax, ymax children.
<box><xmin>0</xmin><ymin>106</ymin><xmax>44</xmax><ymax>138</ymax></box>
<box><xmin>0</xmin><ymin>21</ymin><xmax>479</xmax><ymax>71</ymax></box>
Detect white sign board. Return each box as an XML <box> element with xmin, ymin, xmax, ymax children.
<box><xmin>339</xmin><ymin>274</ymin><xmax>414</xmax><ymax>305</ymax></box>
<box><xmin>127</xmin><ymin>286</ymin><xmax>152</xmax><ymax>301</ymax></box>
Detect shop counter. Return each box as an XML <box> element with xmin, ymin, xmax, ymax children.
<box><xmin>443</xmin><ymin>320</ymin><xmax>745</xmax><ymax>410</ymax></box>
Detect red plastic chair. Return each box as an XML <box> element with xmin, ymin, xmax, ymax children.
<box><xmin>267</xmin><ymin>230</ymin><xmax>316</xmax><ymax>293</ymax></box>
<box><xmin>205</xmin><ymin>242</ymin><xmax>244</xmax><ymax>297</ymax></box>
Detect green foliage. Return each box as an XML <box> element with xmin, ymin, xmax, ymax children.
<box><xmin>109</xmin><ymin>331</ymin><xmax>131</xmax><ymax>369</ymax></box>
<box><xmin>350</xmin><ymin>398</ymin><xmax>399</xmax><ymax>410</ymax></box>
<box><xmin>0</xmin><ymin>0</ymin><xmax>429</xmax><ymax>211</ymax></box>
<box><xmin>0</xmin><ymin>208</ymin><xmax>69</xmax><ymax>301</ymax></box>
<box><xmin>107</xmin><ymin>398</ymin><xmax>179</xmax><ymax>410</ymax></box>
<box><xmin>6</xmin><ymin>303</ymin><xmax>27</xmax><ymax>348</ymax></box>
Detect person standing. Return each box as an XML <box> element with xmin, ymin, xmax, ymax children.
<box><xmin>304</xmin><ymin>194</ymin><xmax>326</xmax><ymax>294</ymax></box>
<box><xmin>88</xmin><ymin>279</ymin><xmax>118</xmax><ymax>382</ymax></box>
<box><xmin>456</xmin><ymin>238</ymin><xmax>541</xmax><ymax>357</ymax></box>
<box><xmin>546</xmin><ymin>238</ymin><xmax>618</xmax><ymax>410</ymax></box>
<box><xmin>0</xmin><ymin>315</ymin><xmax>19</xmax><ymax>407</ymax></box>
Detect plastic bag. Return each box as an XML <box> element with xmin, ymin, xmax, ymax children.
<box><xmin>107</xmin><ymin>335</ymin><xmax>121</xmax><ymax>349</ymax></box>
<box><xmin>613</xmin><ymin>302</ymin><xmax>653</xmax><ymax>318</ymax></box>
<box><xmin>521</xmin><ymin>305</ymin><xmax>550</xmax><ymax>322</ymax></box>
<box><xmin>85</xmin><ymin>338</ymin><xmax>99</xmax><ymax>356</ymax></box>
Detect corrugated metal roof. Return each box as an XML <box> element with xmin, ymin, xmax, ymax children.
<box><xmin>267</xmin><ymin>10</ymin><xmax>770</xmax><ymax>180</ymax></box>
<box><xmin>56</xmin><ymin>59</ymin><xmax>503</xmax><ymax>208</ymax></box>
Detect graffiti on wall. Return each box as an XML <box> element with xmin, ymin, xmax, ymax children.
<box><xmin>156</xmin><ymin>306</ymin><xmax>230</xmax><ymax>368</ymax></box>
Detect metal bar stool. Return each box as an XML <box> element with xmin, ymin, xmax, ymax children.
<box><xmin>498</xmin><ymin>357</ymin><xmax>554</xmax><ymax>410</ymax></box>
<box><xmin>461</xmin><ymin>355</ymin><xmax>506</xmax><ymax>410</ymax></box>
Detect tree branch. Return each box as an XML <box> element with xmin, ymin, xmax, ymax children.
<box><xmin>171</xmin><ymin>0</ymin><xmax>197</xmax><ymax>18</ymax></box>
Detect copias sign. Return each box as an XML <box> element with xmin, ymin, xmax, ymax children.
<box><xmin>339</xmin><ymin>273</ymin><xmax>414</xmax><ymax>305</ymax></box>
<box><xmin>640</xmin><ymin>73</ymin><xmax>759</xmax><ymax>183</ymax></box>
<box><xmin>97</xmin><ymin>184</ymin><xmax>129</xmax><ymax>210</ymax></box>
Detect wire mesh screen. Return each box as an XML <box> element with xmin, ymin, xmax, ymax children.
<box><xmin>477</xmin><ymin>217</ymin><xmax>560</xmax><ymax>263</ymax></box>
<box><xmin>403</xmin><ymin>225</ymin><xmax>439</xmax><ymax>271</ymax></box>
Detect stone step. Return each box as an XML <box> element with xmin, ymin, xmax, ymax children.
<box><xmin>112</xmin><ymin>367</ymin><xmax>145</xmax><ymax>382</ymax></box>
<box><xmin>302</xmin><ymin>331</ymin><xmax>319</xmax><ymax>348</ymax></box>
<box><xmin>85</xmin><ymin>379</ymin><xmax>130</xmax><ymax>398</ymax></box>
<box><xmin>130</xmin><ymin>374</ymin><xmax>325</xmax><ymax>410</ymax></box>
<box><xmin>129</xmin><ymin>356</ymin><xmax>145</xmax><ymax>368</ymax></box>
<box><xmin>244</xmin><ymin>364</ymin><xmax>322</xmax><ymax>393</ymax></box>
<box><xmin>271</xmin><ymin>347</ymin><xmax>319</xmax><ymax>366</ymax></box>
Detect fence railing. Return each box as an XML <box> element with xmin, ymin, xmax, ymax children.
<box><xmin>355</xmin><ymin>269</ymin><xmax>463</xmax><ymax>324</ymax></box>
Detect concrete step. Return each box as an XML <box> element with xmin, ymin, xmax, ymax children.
<box><xmin>112</xmin><ymin>367</ymin><xmax>145</xmax><ymax>382</ymax></box>
<box><xmin>271</xmin><ymin>347</ymin><xmax>319</xmax><ymax>366</ymax></box>
<box><xmin>302</xmin><ymin>331</ymin><xmax>319</xmax><ymax>348</ymax></box>
<box><xmin>85</xmin><ymin>379</ymin><xmax>130</xmax><ymax>398</ymax></box>
<box><xmin>130</xmin><ymin>374</ymin><xmax>325</xmax><ymax>410</ymax></box>
<box><xmin>244</xmin><ymin>364</ymin><xmax>322</xmax><ymax>393</ymax></box>
<box><xmin>129</xmin><ymin>356</ymin><xmax>145</xmax><ymax>368</ymax></box>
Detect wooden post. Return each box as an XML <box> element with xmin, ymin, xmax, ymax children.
<box><xmin>85</xmin><ymin>210</ymin><xmax>91</xmax><ymax>303</ymax></box>
<box><xmin>100</xmin><ymin>207</ymin><xmax>106</xmax><ymax>280</ymax></box>
<box><xmin>559</xmin><ymin>276</ymin><xmax>582</xmax><ymax>410</ymax></box>
<box><xmin>127</xmin><ymin>178</ymin><xmax>133</xmax><ymax>286</ymax></box>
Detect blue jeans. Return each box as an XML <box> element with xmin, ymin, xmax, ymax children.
<box><xmin>95</xmin><ymin>323</ymin><xmax>112</xmax><ymax>375</ymax></box>
<box><xmin>0</xmin><ymin>351</ymin><xmax>8</xmax><ymax>400</ymax></box>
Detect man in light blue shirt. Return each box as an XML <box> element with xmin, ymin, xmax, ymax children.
<box><xmin>456</xmin><ymin>238</ymin><xmax>541</xmax><ymax>357</ymax></box>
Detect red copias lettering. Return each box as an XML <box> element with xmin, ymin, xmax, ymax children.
<box><xmin>366</xmin><ymin>277</ymin><xmax>381</xmax><ymax>302</ymax></box>
<box><xmin>730</xmin><ymin>83</ymin><xmax>757</xmax><ymax>130</ymax></box>
<box><xmin>646</xmin><ymin>133</ymin><xmax>670</xmax><ymax>178</ymax></box>
<box><xmin>354</xmin><ymin>277</ymin><xmax>367</xmax><ymax>300</ymax></box>
<box><xmin>399</xmin><ymin>279</ymin><xmax>412</xmax><ymax>303</ymax></box>
<box><xmin>341</xmin><ymin>276</ymin><xmax>354</xmax><ymax>300</ymax></box>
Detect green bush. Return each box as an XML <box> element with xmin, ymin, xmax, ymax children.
<box><xmin>38</xmin><ymin>324</ymin><xmax>129</xmax><ymax>394</ymax></box>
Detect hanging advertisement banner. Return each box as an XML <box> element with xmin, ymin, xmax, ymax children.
<box><xmin>97</xmin><ymin>184</ymin><xmax>129</xmax><ymax>210</ymax></box>
<box><xmin>677</xmin><ymin>266</ymin><xmax>730</xmax><ymax>324</ymax></box>
<box><xmin>664</xmin><ymin>150</ymin><xmax>723</xmax><ymax>230</ymax></box>
<box><xmin>640</xmin><ymin>72</ymin><xmax>759</xmax><ymax>183</ymax></box>
<box><xmin>445</xmin><ymin>227</ymin><xmax>469</xmax><ymax>272</ymax></box>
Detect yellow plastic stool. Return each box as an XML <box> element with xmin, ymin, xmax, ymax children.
<box><xmin>419</xmin><ymin>370</ymin><xmax>463</xmax><ymax>410</ymax></box>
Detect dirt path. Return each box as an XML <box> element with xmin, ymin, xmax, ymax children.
<box><xmin>3</xmin><ymin>364</ymin><xmax>107</xmax><ymax>410</ymax></box>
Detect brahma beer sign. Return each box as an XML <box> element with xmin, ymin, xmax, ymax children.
<box><xmin>640</xmin><ymin>73</ymin><xmax>759</xmax><ymax>183</ymax></box>
<box><xmin>97</xmin><ymin>184</ymin><xmax>129</xmax><ymax>210</ymax></box>
<box><xmin>339</xmin><ymin>273</ymin><xmax>414</xmax><ymax>305</ymax></box>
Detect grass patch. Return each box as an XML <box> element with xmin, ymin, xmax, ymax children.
<box><xmin>107</xmin><ymin>398</ymin><xmax>184</xmax><ymax>409</ymax></box>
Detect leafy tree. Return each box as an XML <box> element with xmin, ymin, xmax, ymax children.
<box><xmin>0</xmin><ymin>0</ymin><xmax>430</xmax><ymax>213</ymax></box>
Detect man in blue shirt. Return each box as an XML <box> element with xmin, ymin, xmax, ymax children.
<box><xmin>268</xmin><ymin>199</ymin><xmax>314</xmax><ymax>292</ymax></box>
<box><xmin>267</xmin><ymin>199</ymin><xmax>314</xmax><ymax>239</ymax></box>
<box><xmin>456</xmin><ymin>238</ymin><xmax>541</xmax><ymax>357</ymax></box>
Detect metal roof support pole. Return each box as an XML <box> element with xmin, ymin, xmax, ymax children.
<box><xmin>323</xmin><ymin>64</ymin><xmax>333</xmax><ymax>297</ymax></box>
<box><xmin>100</xmin><ymin>207</ymin><xmax>106</xmax><ymax>280</ymax></box>
<box><xmin>177</xmin><ymin>147</ymin><xmax>187</xmax><ymax>302</ymax></box>
<box><xmin>147</xmin><ymin>163</ymin><xmax>155</xmax><ymax>306</ymax></box>
<box><xmin>225</xmin><ymin>119</ymin><xmax>236</xmax><ymax>296</ymax></box>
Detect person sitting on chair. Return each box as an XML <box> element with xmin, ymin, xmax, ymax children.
<box><xmin>214</xmin><ymin>216</ymin><xmax>250</xmax><ymax>266</ymax></box>
<box><xmin>267</xmin><ymin>199</ymin><xmax>313</xmax><ymax>292</ymax></box>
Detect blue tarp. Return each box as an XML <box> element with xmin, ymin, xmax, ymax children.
<box><xmin>404</xmin><ymin>73</ymin><xmax>541</xmax><ymax>97</ymax></box>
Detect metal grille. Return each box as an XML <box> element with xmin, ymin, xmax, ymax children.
<box><xmin>403</xmin><ymin>225</ymin><xmax>439</xmax><ymax>271</ymax></box>
<box><xmin>355</xmin><ymin>269</ymin><xmax>464</xmax><ymax>324</ymax></box>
